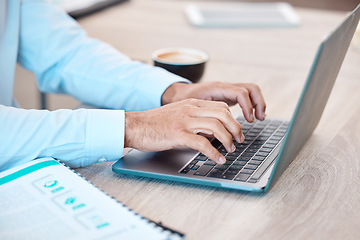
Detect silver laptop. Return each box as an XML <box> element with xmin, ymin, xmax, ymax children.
<box><xmin>112</xmin><ymin>5</ymin><xmax>360</xmax><ymax>193</ymax></box>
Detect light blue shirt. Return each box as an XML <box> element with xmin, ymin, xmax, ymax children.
<box><xmin>0</xmin><ymin>0</ymin><xmax>188</xmax><ymax>171</ymax></box>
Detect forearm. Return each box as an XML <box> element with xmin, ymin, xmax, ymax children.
<box><xmin>18</xmin><ymin>0</ymin><xmax>190</xmax><ymax>111</ymax></box>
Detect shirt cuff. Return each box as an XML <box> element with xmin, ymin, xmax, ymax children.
<box><xmin>84</xmin><ymin>109</ymin><xmax>125</xmax><ymax>166</ymax></box>
<box><xmin>137</xmin><ymin>66</ymin><xmax>192</xmax><ymax>109</ymax></box>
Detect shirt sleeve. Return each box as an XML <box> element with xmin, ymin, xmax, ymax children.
<box><xmin>0</xmin><ymin>105</ymin><xmax>125</xmax><ymax>171</ymax></box>
<box><xmin>3</xmin><ymin>1</ymin><xmax>191</xmax><ymax>171</ymax></box>
<box><xmin>17</xmin><ymin>0</ymin><xmax>190</xmax><ymax>111</ymax></box>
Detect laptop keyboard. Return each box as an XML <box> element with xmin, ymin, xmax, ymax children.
<box><xmin>179</xmin><ymin>117</ymin><xmax>289</xmax><ymax>183</ymax></box>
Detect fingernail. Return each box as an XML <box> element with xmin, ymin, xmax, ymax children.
<box><xmin>262</xmin><ymin>113</ymin><xmax>267</xmax><ymax>120</ymax></box>
<box><xmin>231</xmin><ymin>144</ymin><xmax>236</xmax><ymax>152</ymax></box>
<box><xmin>240</xmin><ymin>134</ymin><xmax>245</xmax><ymax>142</ymax></box>
<box><xmin>235</xmin><ymin>136</ymin><xmax>241</xmax><ymax>143</ymax></box>
<box><xmin>219</xmin><ymin>156</ymin><xmax>226</xmax><ymax>164</ymax></box>
<box><xmin>249</xmin><ymin>113</ymin><xmax>255</xmax><ymax>122</ymax></box>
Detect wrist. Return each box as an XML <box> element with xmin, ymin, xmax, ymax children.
<box><xmin>124</xmin><ymin>112</ymin><xmax>138</xmax><ymax>148</ymax></box>
<box><xmin>161</xmin><ymin>82</ymin><xmax>190</xmax><ymax>105</ymax></box>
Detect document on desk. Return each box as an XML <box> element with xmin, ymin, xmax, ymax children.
<box><xmin>0</xmin><ymin>158</ymin><xmax>183</xmax><ymax>240</ymax></box>
<box><xmin>185</xmin><ymin>2</ymin><xmax>300</xmax><ymax>28</ymax></box>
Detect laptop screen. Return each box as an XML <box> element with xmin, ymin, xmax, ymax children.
<box><xmin>266</xmin><ymin>4</ymin><xmax>360</xmax><ymax>191</ymax></box>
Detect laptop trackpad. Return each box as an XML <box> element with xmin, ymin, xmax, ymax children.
<box><xmin>114</xmin><ymin>148</ymin><xmax>198</xmax><ymax>175</ymax></box>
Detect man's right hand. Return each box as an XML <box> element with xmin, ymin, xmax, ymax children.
<box><xmin>124</xmin><ymin>99</ymin><xmax>244</xmax><ymax>165</ymax></box>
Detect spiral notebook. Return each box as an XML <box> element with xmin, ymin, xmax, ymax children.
<box><xmin>0</xmin><ymin>158</ymin><xmax>184</xmax><ymax>239</ymax></box>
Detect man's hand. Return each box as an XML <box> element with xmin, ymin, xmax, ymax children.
<box><xmin>161</xmin><ymin>82</ymin><xmax>266</xmax><ymax>123</ymax></box>
<box><xmin>125</xmin><ymin>99</ymin><xmax>244</xmax><ymax>164</ymax></box>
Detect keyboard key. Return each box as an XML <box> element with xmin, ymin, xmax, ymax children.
<box><xmin>229</xmin><ymin>165</ymin><xmax>243</xmax><ymax>171</ymax></box>
<box><xmin>242</xmin><ymin>152</ymin><xmax>254</xmax><ymax>157</ymax></box>
<box><xmin>273</xmin><ymin>133</ymin><xmax>285</xmax><ymax>137</ymax></box>
<box><xmin>238</xmin><ymin>156</ymin><xmax>251</xmax><ymax>161</ymax></box>
<box><xmin>249</xmin><ymin>144</ymin><xmax>261</xmax><ymax>149</ymax></box>
<box><xmin>263</xmin><ymin>143</ymin><xmax>276</xmax><ymax>149</ymax></box>
<box><xmin>194</xmin><ymin>165</ymin><xmax>213</xmax><ymax>176</ymax></box>
<box><xmin>263</xmin><ymin>129</ymin><xmax>275</xmax><ymax>133</ymax></box>
<box><xmin>234</xmin><ymin>173</ymin><xmax>251</xmax><ymax>182</ymax></box>
<box><xmin>246</xmin><ymin>132</ymin><xmax>259</xmax><ymax>137</ymax></box>
<box><xmin>187</xmin><ymin>163</ymin><xmax>195</xmax><ymax>169</ymax></box>
<box><xmin>242</xmin><ymin>140</ymin><xmax>253</xmax><ymax>145</ymax></box>
<box><xmin>223</xmin><ymin>160</ymin><xmax>233</xmax><ymax>165</ymax></box>
<box><xmin>248</xmin><ymin>160</ymin><xmax>262</xmax><ymax>165</ymax></box>
<box><xmin>195</xmin><ymin>155</ymin><xmax>208</xmax><ymax>161</ymax></box>
<box><xmin>256</xmin><ymin>136</ymin><xmax>269</xmax><ymax>141</ymax></box>
<box><xmin>249</xmin><ymin>129</ymin><xmax>261</xmax><ymax>133</ymax></box>
<box><xmin>270</xmin><ymin>120</ymin><xmax>282</xmax><ymax>126</ymax></box>
<box><xmin>204</xmin><ymin>160</ymin><xmax>216</xmax><ymax>166</ymax></box>
<box><xmin>219</xmin><ymin>149</ymin><xmax>228</xmax><ymax>154</ymax></box>
<box><xmin>247</xmin><ymin>148</ymin><xmax>258</xmax><ymax>153</ymax></box>
<box><xmin>253</xmin><ymin>126</ymin><xmax>264</xmax><ymax>130</ymax></box>
<box><xmin>221</xmin><ymin>174</ymin><xmax>235</xmax><ymax>180</ymax></box>
<box><xmin>244</xmin><ymin>164</ymin><xmax>258</xmax><ymax>170</ymax></box>
<box><xmin>259</xmin><ymin>148</ymin><xmax>272</xmax><ymax>153</ymax></box>
<box><xmin>254</xmin><ymin>140</ymin><xmax>266</xmax><ymax>145</ymax></box>
<box><xmin>245</xmin><ymin>136</ymin><xmax>256</xmax><ymax>141</ymax></box>
<box><xmin>190</xmin><ymin>165</ymin><xmax>200</xmax><ymax>170</ymax></box>
<box><xmin>190</xmin><ymin>160</ymin><xmax>199</xmax><ymax>164</ymax></box>
<box><xmin>226</xmin><ymin>155</ymin><xmax>238</xmax><ymax>160</ymax></box>
<box><xmin>215</xmin><ymin>165</ymin><xmax>228</xmax><ymax>170</ymax></box>
<box><xmin>233</xmin><ymin>160</ymin><xmax>247</xmax><ymax>166</ymax></box>
<box><xmin>240</xmin><ymin>169</ymin><xmax>254</xmax><ymax>174</ymax></box>
<box><xmin>228</xmin><ymin>148</ymin><xmax>240</xmax><ymax>154</ymax></box>
<box><xmin>253</xmin><ymin>156</ymin><xmax>266</xmax><ymax>161</ymax></box>
<box><xmin>210</xmin><ymin>169</ymin><xmax>225</xmax><ymax>175</ymax></box>
<box><xmin>260</xmin><ymin>132</ymin><xmax>272</xmax><ymax>137</ymax></box>
<box><xmin>225</xmin><ymin>169</ymin><xmax>239</xmax><ymax>175</ymax></box>
<box><xmin>234</xmin><ymin>148</ymin><xmax>245</xmax><ymax>153</ymax></box>
<box><xmin>267</xmin><ymin>140</ymin><xmax>279</xmax><ymax>144</ymax></box>
<box><xmin>257</xmin><ymin>152</ymin><xmax>268</xmax><ymax>157</ymax></box>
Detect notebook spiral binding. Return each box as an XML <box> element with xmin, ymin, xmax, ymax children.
<box><xmin>55</xmin><ymin>159</ymin><xmax>185</xmax><ymax>239</ymax></box>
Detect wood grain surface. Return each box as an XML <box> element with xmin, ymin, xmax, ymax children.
<box><xmin>72</xmin><ymin>1</ymin><xmax>360</xmax><ymax>239</ymax></box>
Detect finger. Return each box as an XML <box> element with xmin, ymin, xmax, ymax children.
<box><xmin>246</xmin><ymin>84</ymin><xmax>267</xmax><ymax>121</ymax></box>
<box><xmin>182</xmin><ymin>133</ymin><xmax>226</xmax><ymax>164</ymax></box>
<box><xmin>186</xmin><ymin>118</ymin><xmax>235</xmax><ymax>153</ymax></box>
<box><xmin>206</xmin><ymin>85</ymin><xmax>255</xmax><ymax>122</ymax></box>
<box><xmin>187</xmin><ymin>107</ymin><xmax>244</xmax><ymax>143</ymax></box>
<box><xmin>233</xmin><ymin>87</ymin><xmax>255</xmax><ymax>123</ymax></box>
<box><xmin>185</xmin><ymin>98</ymin><xmax>230</xmax><ymax>112</ymax></box>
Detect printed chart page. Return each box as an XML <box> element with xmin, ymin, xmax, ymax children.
<box><xmin>0</xmin><ymin>158</ymin><xmax>182</xmax><ymax>240</ymax></box>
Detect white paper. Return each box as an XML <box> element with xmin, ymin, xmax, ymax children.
<box><xmin>0</xmin><ymin>158</ymin><xmax>182</xmax><ymax>240</ymax></box>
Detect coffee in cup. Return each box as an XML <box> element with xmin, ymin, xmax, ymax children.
<box><xmin>152</xmin><ymin>48</ymin><xmax>208</xmax><ymax>83</ymax></box>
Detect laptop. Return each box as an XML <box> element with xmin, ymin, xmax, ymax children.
<box><xmin>112</xmin><ymin>5</ymin><xmax>360</xmax><ymax>193</ymax></box>
<box><xmin>58</xmin><ymin>0</ymin><xmax>129</xmax><ymax>19</ymax></box>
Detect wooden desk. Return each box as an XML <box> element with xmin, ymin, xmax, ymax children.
<box><xmin>76</xmin><ymin>1</ymin><xmax>360</xmax><ymax>239</ymax></box>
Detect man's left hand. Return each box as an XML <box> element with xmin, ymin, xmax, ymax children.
<box><xmin>161</xmin><ymin>82</ymin><xmax>266</xmax><ymax>123</ymax></box>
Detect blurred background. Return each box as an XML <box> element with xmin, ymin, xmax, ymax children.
<box><xmin>13</xmin><ymin>0</ymin><xmax>360</xmax><ymax>111</ymax></box>
<box><xmin>194</xmin><ymin>0</ymin><xmax>359</xmax><ymax>11</ymax></box>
